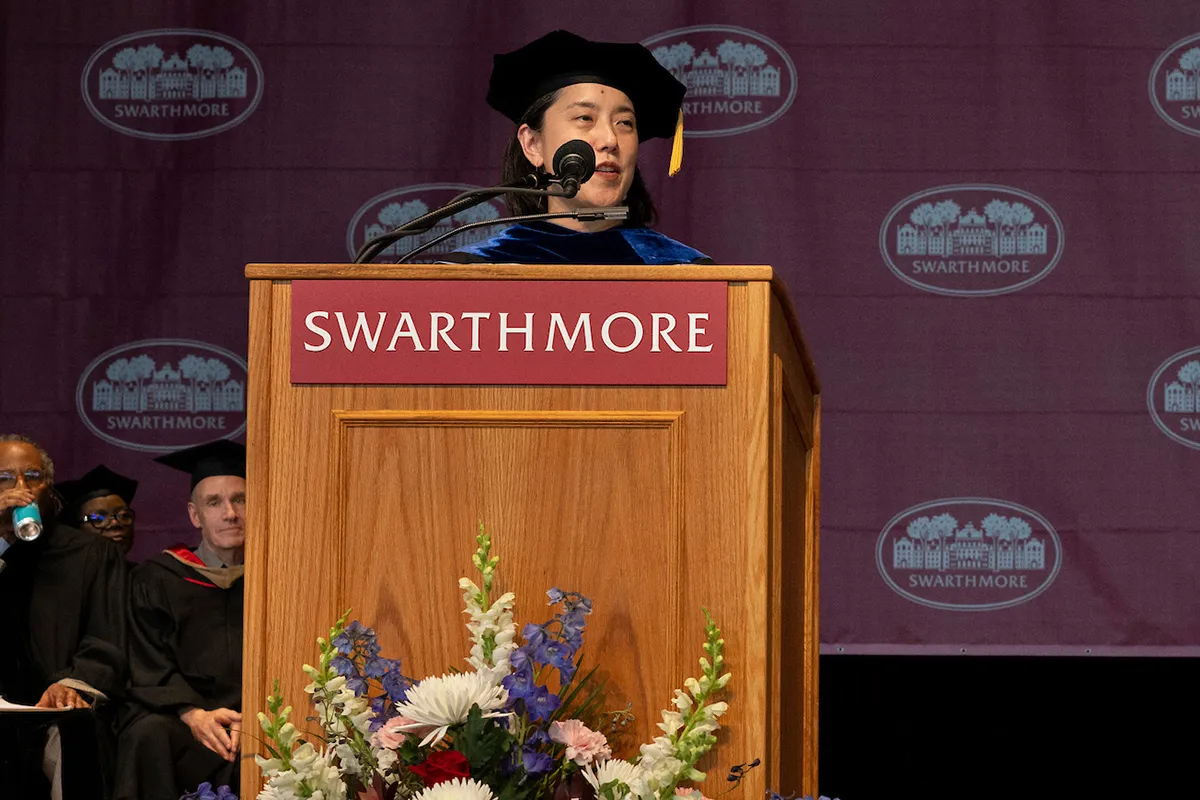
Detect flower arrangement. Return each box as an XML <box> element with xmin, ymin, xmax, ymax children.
<box><xmin>249</xmin><ymin>526</ymin><xmax>732</xmax><ymax>800</ymax></box>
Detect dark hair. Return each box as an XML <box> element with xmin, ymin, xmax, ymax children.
<box><xmin>500</xmin><ymin>89</ymin><xmax>657</xmax><ymax>227</ymax></box>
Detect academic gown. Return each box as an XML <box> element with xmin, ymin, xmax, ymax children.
<box><xmin>115</xmin><ymin>547</ymin><xmax>243</xmax><ymax>800</ymax></box>
<box><xmin>0</xmin><ymin>523</ymin><xmax>128</xmax><ymax>799</ymax></box>
<box><xmin>443</xmin><ymin>220</ymin><xmax>713</xmax><ymax>264</ymax></box>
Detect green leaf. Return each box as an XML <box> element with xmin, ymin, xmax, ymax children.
<box><xmin>454</xmin><ymin>704</ymin><xmax>515</xmax><ymax>775</ymax></box>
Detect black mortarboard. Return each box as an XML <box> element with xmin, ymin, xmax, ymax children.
<box><xmin>153</xmin><ymin>439</ymin><xmax>246</xmax><ymax>490</ymax></box>
<box><xmin>487</xmin><ymin>30</ymin><xmax>687</xmax><ymax>175</ymax></box>
<box><xmin>57</xmin><ymin>464</ymin><xmax>138</xmax><ymax>517</ymax></box>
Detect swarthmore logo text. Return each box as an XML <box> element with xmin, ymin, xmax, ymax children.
<box><xmin>302</xmin><ymin>310</ymin><xmax>715</xmax><ymax>354</ymax></box>
<box><xmin>81</xmin><ymin>29</ymin><xmax>263</xmax><ymax>140</ymax></box>
<box><xmin>76</xmin><ymin>339</ymin><xmax>248</xmax><ymax>452</ymax></box>
<box><xmin>1150</xmin><ymin>33</ymin><xmax>1200</xmax><ymax>137</ymax></box>
<box><xmin>879</xmin><ymin>184</ymin><xmax>1064</xmax><ymax>297</ymax></box>
<box><xmin>876</xmin><ymin>498</ymin><xmax>1063</xmax><ymax>611</ymax></box>
<box><xmin>290</xmin><ymin>280</ymin><xmax>728</xmax><ymax>386</ymax></box>
<box><xmin>644</xmin><ymin>25</ymin><xmax>796</xmax><ymax>137</ymax></box>
<box><xmin>1147</xmin><ymin>346</ymin><xmax>1200</xmax><ymax>449</ymax></box>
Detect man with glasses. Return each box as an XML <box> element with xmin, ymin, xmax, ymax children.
<box><xmin>0</xmin><ymin>434</ymin><xmax>128</xmax><ymax>799</ymax></box>
<box><xmin>115</xmin><ymin>439</ymin><xmax>246</xmax><ymax>800</ymax></box>
<box><xmin>56</xmin><ymin>465</ymin><xmax>138</xmax><ymax>558</ymax></box>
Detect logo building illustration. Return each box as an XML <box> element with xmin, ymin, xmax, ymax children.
<box><xmin>346</xmin><ymin>184</ymin><xmax>508</xmax><ymax>261</ymax></box>
<box><xmin>880</xmin><ymin>185</ymin><xmax>1064</xmax><ymax>297</ymax></box>
<box><xmin>1147</xmin><ymin>347</ymin><xmax>1200</xmax><ymax>449</ymax></box>
<box><xmin>643</xmin><ymin>25</ymin><xmax>796</xmax><ymax>137</ymax></box>
<box><xmin>876</xmin><ymin>498</ymin><xmax>1062</xmax><ymax>611</ymax></box>
<box><xmin>1151</xmin><ymin>34</ymin><xmax>1200</xmax><ymax>136</ymax></box>
<box><xmin>77</xmin><ymin>340</ymin><xmax>248</xmax><ymax>452</ymax></box>
<box><xmin>82</xmin><ymin>29</ymin><xmax>263</xmax><ymax>140</ymax></box>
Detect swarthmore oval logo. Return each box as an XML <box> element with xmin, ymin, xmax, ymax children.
<box><xmin>876</xmin><ymin>498</ymin><xmax>1063</xmax><ymax>611</ymax></box>
<box><xmin>1149</xmin><ymin>33</ymin><xmax>1200</xmax><ymax>137</ymax></box>
<box><xmin>81</xmin><ymin>29</ymin><xmax>263</xmax><ymax>140</ymax></box>
<box><xmin>76</xmin><ymin>339</ymin><xmax>247</xmax><ymax>452</ymax></box>
<box><xmin>643</xmin><ymin>25</ymin><xmax>796</xmax><ymax>137</ymax></box>
<box><xmin>1146</xmin><ymin>346</ymin><xmax>1200</xmax><ymax>449</ymax></box>
<box><xmin>879</xmin><ymin>184</ymin><xmax>1064</xmax><ymax>297</ymax></box>
<box><xmin>346</xmin><ymin>184</ymin><xmax>510</xmax><ymax>261</ymax></box>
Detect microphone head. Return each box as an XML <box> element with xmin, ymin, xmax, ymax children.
<box><xmin>551</xmin><ymin>139</ymin><xmax>596</xmax><ymax>186</ymax></box>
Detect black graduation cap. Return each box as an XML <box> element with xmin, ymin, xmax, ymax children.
<box><xmin>486</xmin><ymin>29</ymin><xmax>687</xmax><ymax>174</ymax></box>
<box><xmin>57</xmin><ymin>464</ymin><xmax>138</xmax><ymax>517</ymax></box>
<box><xmin>153</xmin><ymin>439</ymin><xmax>246</xmax><ymax>490</ymax></box>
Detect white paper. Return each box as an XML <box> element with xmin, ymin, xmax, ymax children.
<box><xmin>0</xmin><ymin>696</ymin><xmax>70</xmax><ymax>713</ymax></box>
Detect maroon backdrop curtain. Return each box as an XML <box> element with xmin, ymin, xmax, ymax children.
<box><xmin>4</xmin><ymin>0</ymin><xmax>1199</xmax><ymax>655</ymax></box>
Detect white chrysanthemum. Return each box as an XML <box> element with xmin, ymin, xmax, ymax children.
<box><xmin>395</xmin><ymin>671</ymin><xmax>508</xmax><ymax>746</ymax></box>
<box><xmin>415</xmin><ymin>777</ymin><xmax>496</xmax><ymax>800</ymax></box>
<box><xmin>584</xmin><ymin>759</ymin><xmax>644</xmax><ymax>799</ymax></box>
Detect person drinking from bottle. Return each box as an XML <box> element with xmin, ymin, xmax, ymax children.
<box><xmin>0</xmin><ymin>434</ymin><xmax>128</xmax><ymax>800</ymax></box>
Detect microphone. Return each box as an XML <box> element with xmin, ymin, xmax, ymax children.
<box><xmin>12</xmin><ymin>502</ymin><xmax>42</xmax><ymax>541</ymax></box>
<box><xmin>396</xmin><ymin>206</ymin><xmax>629</xmax><ymax>263</ymax></box>
<box><xmin>356</xmin><ymin>178</ymin><xmax>569</xmax><ymax>264</ymax></box>
<box><xmin>352</xmin><ymin>146</ymin><xmax>593</xmax><ymax>264</ymax></box>
<box><xmin>549</xmin><ymin>140</ymin><xmax>596</xmax><ymax>197</ymax></box>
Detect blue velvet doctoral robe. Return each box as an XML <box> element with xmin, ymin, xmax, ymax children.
<box><xmin>444</xmin><ymin>220</ymin><xmax>712</xmax><ymax>265</ymax></box>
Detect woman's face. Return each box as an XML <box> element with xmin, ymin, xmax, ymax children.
<box><xmin>519</xmin><ymin>83</ymin><xmax>639</xmax><ymax>213</ymax></box>
<box><xmin>78</xmin><ymin>493</ymin><xmax>135</xmax><ymax>554</ymax></box>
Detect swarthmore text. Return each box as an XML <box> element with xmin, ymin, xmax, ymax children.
<box><xmin>302</xmin><ymin>310</ymin><xmax>715</xmax><ymax>354</ymax></box>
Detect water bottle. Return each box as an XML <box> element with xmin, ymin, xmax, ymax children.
<box><xmin>12</xmin><ymin>503</ymin><xmax>42</xmax><ymax>542</ymax></box>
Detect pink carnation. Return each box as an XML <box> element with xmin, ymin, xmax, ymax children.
<box><xmin>549</xmin><ymin>719</ymin><xmax>611</xmax><ymax>765</ymax></box>
<box><xmin>370</xmin><ymin>715</ymin><xmax>419</xmax><ymax>750</ymax></box>
<box><xmin>676</xmin><ymin>789</ymin><xmax>713</xmax><ymax>800</ymax></box>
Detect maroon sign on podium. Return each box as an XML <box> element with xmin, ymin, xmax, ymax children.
<box><xmin>290</xmin><ymin>280</ymin><xmax>728</xmax><ymax>385</ymax></box>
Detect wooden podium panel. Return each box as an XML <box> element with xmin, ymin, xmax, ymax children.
<box><xmin>242</xmin><ymin>265</ymin><xmax>820</xmax><ymax>799</ymax></box>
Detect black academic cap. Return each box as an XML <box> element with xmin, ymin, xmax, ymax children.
<box><xmin>153</xmin><ymin>439</ymin><xmax>246</xmax><ymax>490</ymax></box>
<box><xmin>57</xmin><ymin>465</ymin><xmax>138</xmax><ymax>514</ymax></box>
<box><xmin>487</xmin><ymin>30</ymin><xmax>686</xmax><ymax>173</ymax></box>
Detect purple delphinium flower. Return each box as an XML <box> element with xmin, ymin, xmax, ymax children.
<box><xmin>331</xmin><ymin>655</ymin><xmax>357</xmax><ymax>678</ymax></box>
<box><xmin>502</xmin><ymin>662</ymin><xmax>537</xmax><ymax>701</ymax></box>
<box><xmin>524</xmin><ymin>684</ymin><xmax>562</xmax><ymax>722</ymax></box>
<box><xmin>363</xmin><ymin>656</ymin><xmax>391</xmax><ymax>678</ymax></box>
<box><xmin>179</xmin><ymin>783</ymin><xmax>238</xmax><ymax>800</ymax></box>
<box><xmin>522</xmin><ymin>746</ymin><xmax>554</xmax><ymax>775</ymax></box>
<box><xmin>382</xmin><ymin>664</ymin><xmax>410</xmax><ymax>703</ymax></box>
<box><xmin>522</xmin><ymin>622</ymin><xmax>548</xmax><ymax>649</ymax></box>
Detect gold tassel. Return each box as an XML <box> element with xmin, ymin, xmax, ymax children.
<box><xmin>668</xmin><ymin>108</ymin><xmax>684</xmax><ymax>176</ymax></box>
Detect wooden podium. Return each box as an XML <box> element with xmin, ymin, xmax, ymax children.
<box><xmin>241</xmin><ymin>264</ymin><xmax>820</xmax><ymax>799</ymax></box>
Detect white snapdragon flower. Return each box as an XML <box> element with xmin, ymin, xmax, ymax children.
<box><xmin>257</xmin><ymin>741</ymin><xmax>347</xmax><ymax>800</ymax></box>
<box><xmin>632</xmin><ymin>737</ymin><xmax>686</xmax><ymax>799</ymax></box>
<box><xmin>460</xmin><ymin>578</ymin><xmax>517</xmax><ymax>674</ymax></box>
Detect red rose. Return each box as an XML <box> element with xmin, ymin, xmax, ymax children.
<box><xmin>410</xmin><ymin>750</ymin><xmax>471</xmax><ymax>786</ymax></box>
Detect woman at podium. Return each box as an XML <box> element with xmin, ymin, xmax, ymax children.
<box><xmin>445</xmin><ymin>30</ymin><xmax>713</xmax><ymax>265</ymax></box>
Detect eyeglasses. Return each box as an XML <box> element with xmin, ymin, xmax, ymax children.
<box><xmin>0</xmin><ymin>469</ymin><xmax>46</xmax><ymax>490</ymax></box>
<box><xmin>80</xmin><ymin>509</ymin><xmax>136</xmax><ymax>528</ymax></box>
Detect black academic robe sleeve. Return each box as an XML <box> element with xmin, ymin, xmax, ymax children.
<box><xmin>54</xmin><ymin>539</ymin><xmax>128</xmax><ymax>698</ymax></box>
<box><xmin>125</xmin><ymin>564</ymin><xmax>207</xmax><ymax>712</ymax></box>
<box><xmin>21</xmin><ymin>525</ymin><xmax>129</xmax><ymax>701</ymax></box>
